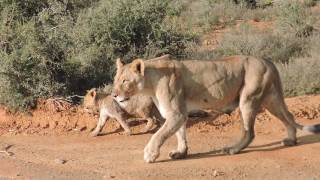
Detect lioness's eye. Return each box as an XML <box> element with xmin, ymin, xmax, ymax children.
<box><xmin>122</xmin><ymin>79</ymin><xmax>127</xmax><ymax>83</ymax></box>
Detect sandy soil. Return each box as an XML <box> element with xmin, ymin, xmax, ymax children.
<box><xmin>0</xmin><ymin>95</ymin><xmax>320</xmax><ymax>179</ymax></box>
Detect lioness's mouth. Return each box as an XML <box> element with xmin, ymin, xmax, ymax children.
<box><xmin>119</xmin><ymin>97</ymin><xmax>130</xmax><ymax>102</ymax></box>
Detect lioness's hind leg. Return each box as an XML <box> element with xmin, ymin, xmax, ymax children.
<box><xmin>263</xmin><ymin>92</ymin><xmax>297</xmax><ymax>146</ymax></box>
<box><xmin>223</xmin><ymin>85</ymin><xmax>264</xmax><ymax>155</ymax></box>
<box><xmin>223</xmin><ymin>102</ymin><xmax>257</xmax><ymax>155</ymax></box>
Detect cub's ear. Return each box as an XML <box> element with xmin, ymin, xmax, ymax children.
<box><xmin>116</xmin><ymin>58</ymin><xmax>124</xmax><ymax>69</ymax></box>
<box><xmin>88</xmin><ymin>88</ymin><xmax>97</xmax><ymax>97</ymax></box>
<box><xmin>130</xmin><ymin>59</ymin><xmax>145</xmax><ymax>76</ymax></box>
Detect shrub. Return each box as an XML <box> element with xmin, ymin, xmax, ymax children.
<box><xmin>0</xmin><ymin>0</ymin><xmax>196</xmax><ymax>111</ymax></box>
<box><xmin>275</xmin><ymin>1</ymin><xmax>315</xmax><ymax>37</ymax></box>
<box><xmin>277</xmin><ymin>56</ymin><xmax>320</xmax><ymax>97</ymax></box>
<box><xmin>278</xmin><ymin>33</ymin><xmax>320</xmax><ymax>96</ymax></box>
<box><xmin>66</xmin><ymin>0</ymin><xmax>196</xmax><ymax>92</ymax></box>
<box><xmin>302</xmin><ymin>0</ymin><xmax>318</xmax><ymax>7</ymax></box>
<box><xmin>277</xmin><ymin>50</ymin><xmax>320</xmax><ymax>96</ymax></box>
<box><xmin>177</xmin><ymin>0</ymin><xmax>255</xmax><ymax>33</ymax></box>
<box><xmin>0</xmin><ymin>1</ymin><xmax>73</xmax><ymax>111</ymax></box>
<box><xmin>97</xmin><ymin>84</ymin><xmax>113</xmax><ymax>95</ymax></box>
<box><xmin>214</xmin><ymin>25</ymin><xmax>308</xmax><ymax>63</ymax></box>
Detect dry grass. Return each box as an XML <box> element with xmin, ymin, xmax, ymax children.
<box><xmin>276</xmin><ymin>34</ymin><xmax>320</xmax><ymax>96</ymax></box>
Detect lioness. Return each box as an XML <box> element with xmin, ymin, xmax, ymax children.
<box><xmin>113</xmin><ymin>55</ymin><xmax>320</xmax><ymax>163</ymax></box>
<box><xmin>83</xmin><ymin>88</ymin><xmax>163</xmax><ymax>137</ymax></box>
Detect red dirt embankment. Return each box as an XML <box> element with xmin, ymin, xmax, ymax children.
<box><xmin>0</xmin><ymin>96</ymin><xmax>320</xmax><ymax>135</ymax></box>
<box><xmin>0</xmin><ymin>95</ymin><xmax>320</xmax><ymax>136</ymax></box>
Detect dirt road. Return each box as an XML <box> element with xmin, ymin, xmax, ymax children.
<box><xmin>0</xmin><ymin>95</ymin><xmax>320</xmax><ymax>179</ymax></box>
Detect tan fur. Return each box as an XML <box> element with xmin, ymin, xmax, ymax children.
<box><xmin>83</xmin><ymin>89</ymin><xmax>163</xmax><ymax>137</ymax></box>
<box><xmin>113</xmin><ymin>54</ymin><xmax>320</xmax><ymax>163</ymax></box>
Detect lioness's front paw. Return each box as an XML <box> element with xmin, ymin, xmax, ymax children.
<box><xmin>169</xmin><ymin>150</ymin><xmax>187</xmax><ymax>159</ymax></box>
<box><xmin>124</xmin><ymin>130</ymin><xmax>132</xmax><ymax>136</ymax></box>
<box><xmin>89</xmin><ymin>131</ymin><xmax>99</xmax><ymax>137</ymax></box>
<box><xmin>221</xmin><ymin>147</ymin><xmax>240</xmax><ymax>155</ymax></box>
<box><xmin>144</xmin><ymin>146</ymin><xmax>159</xmax><ymax>163</ymax></box>
<box><xmin>282</xmin><ymin>138</ymin><xmax>297</xmax><ymax>146</ymax></box>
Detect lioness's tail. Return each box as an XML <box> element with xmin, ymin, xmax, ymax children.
<box><xmin>291</xmin><ymin>120</ymin><xmax>320</xmax><ymax>134</ymax></box>
<box><xmin>302</xmin><ymin>124</ymin><xmax>320</xmax><ymax>133</ymax></box>
<box><xmin>275</xmin><ymin>81</ymin><xmax>320</xmax><ymax>134</ymax></box>
<box><xmin>264</xmin><ymin>59</ymin><xmax>320</xmax><ymax>134</ymax></box>
<box><xmin>282</xmin><ymin>109</ymin><xmax>320</xmax><ymax>134</ymax></box>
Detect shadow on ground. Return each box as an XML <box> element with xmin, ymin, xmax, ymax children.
<box><xmin>157</xmin><ymin>134</ymin><xmax>320</xmax><ymax>163</ymax></box>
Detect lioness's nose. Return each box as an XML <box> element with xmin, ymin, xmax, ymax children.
<box><xmin>112</xmin><ymin>91</ymin><xmax>118</xmax><ymax>98</ymax></box>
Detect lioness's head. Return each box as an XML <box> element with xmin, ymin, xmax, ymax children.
<box><xmin>83</xmin><ymin>88</ymin><xmax>97</xmax><ymax>113</ymax></box>
<box><xmin>113</xmin><ymin>58</ymin><xmax>145</xmax><ymax>103</ymax></box>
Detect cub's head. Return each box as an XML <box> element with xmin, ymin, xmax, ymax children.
<box><xmin>83</xmin><ymin>88</ymin><xmax>97</xmax><ymax>113</ymax></box>
<box><xmin>112</xmin><ymin>58</ymin><xmax>145</xmax><ymax>103</ymax></box>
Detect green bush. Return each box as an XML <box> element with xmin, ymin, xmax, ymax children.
<box><xmin>176</xmin><ymin>0</ymin><xmax>255</xmax><ymax>33</ymax></box>
<box><xmin>275</xmin><ymin>1</ymin><xmax>315</xmax><ymax>37</ymax></box>
<box><xmin>214</xmin><ymin>25</ymin><xmax>308</xmax><ymax>63</ymax></box>
<box><xmin>277</xmin><ymin>56</ymin><xmax>320</xmax><ymax>97</ymax></box>
<box><xmin>0</xmin><ymin>0</ymin><xmax>196</xmax><ymax>111</ymax></box>
<box><xmin>66</xmin><ymin>0</ymin><xmax>196</xmax><ymax>93</ymax></box>
<box><xmin>302</xmin><ymin>0</ymin><xmax>318</xmax><ymax>7</ymax></box>
<box><xmin>0</xmin><ymin>1</ymin><xmax>73</xmax><ymax>111</ymax></box>
<box><xmin>277</xmin><ymin>34</ymin><xmax>320</xmax><ymax>96</ymax></box>
<box><xmin>0</xmin><ymin>0</ymin><xmax>319</xmax><ymax>111</ymax></box>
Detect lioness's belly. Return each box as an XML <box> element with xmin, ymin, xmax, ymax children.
<box><xmin>181</xmin><ymin>59</ymin><xmax>245</xmax><ymax>111</ymax></box>
<box><xmin>183</xmin><ymin>74</ymin><xmax>243</xmax><ymax>111</ymax></box>
<box><xmin>186</xmin><ymin>96</ymin><xmax>239</xmax><ymax>113</ymax></box>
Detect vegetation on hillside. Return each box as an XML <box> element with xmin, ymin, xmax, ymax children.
<box><xmin>0</xmin><ymin>0</ymin><xmax>196</xmax><ymax>110</ymax></box>
<box><xmin>0</xmin><ymin>0</ymin><xmax>319</xmax><ymax>111</ymax></box>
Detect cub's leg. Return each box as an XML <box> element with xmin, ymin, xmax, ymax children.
<box><xmin>138</xmin><ymin>104</ymin><xmax>158</xmax><ymax>133</ymax></box>
<box><xmin>143</xmin><ymin>117</ymin><xmax>156</xmax><ymax>133</ymax></box>
<box><xmin>111</xmin><ymin>100</ymin><xmax>132</xmax><ymax>135</ymax></box>
<box><xmin>122</xmin><ymin>117</ymin><xmax>153</xmax><ymax>134</ymax></box>
<box><xmin>114</xmin><ymin>113</ymin><xmax>132</xmax><ymax>136</ymax></box>
<box><xmin>90</xmin><ymin>110</ymin><xmax>108</xmax><ymax>137</ymax></box>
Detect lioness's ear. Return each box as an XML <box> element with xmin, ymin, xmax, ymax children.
<box><xmin>130</xmin><ymin>59</ymin><xmax>145</xmax><ymax>76</ymax></box>
<box><xmin>89</xmin><ymin>88</ymin><xmax>96</xmax><ymax>97</ymax></box>
<box><xmin>116</xmin><ymin>58</ymin><xmax>124</xmax><ymax>69</ymax></box>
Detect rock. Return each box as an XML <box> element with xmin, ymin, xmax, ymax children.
<box><xmin>213</xmin><ymin>170</ymin><xmax>218</xmax><ymax>177</ymax></box>
<box><xmin>213</xmin><ymin>169</ymin><xmax>224</xmax><ymax>177</ymax></box>
<box><xmin>104</xmin><ymin>175</ymin><xmax>116</xmax><ymax>179</ymax></box>
<box><xmin>54</xmin><ymin>158</ymin><xmax>66</xmax><ymax>164</ymax></box>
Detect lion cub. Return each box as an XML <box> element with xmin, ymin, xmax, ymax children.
<box><xmin>83</xmin><ymin>88</ymin><xmax>163</xmax><ymax>137</ymax></box>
